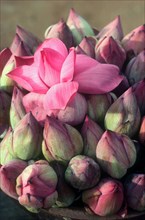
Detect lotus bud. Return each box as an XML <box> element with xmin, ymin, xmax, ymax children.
<box><xmin>9</xmin><ymin>112</ymin><xmax>42</xmax><ymax>160</ymax></box>
<box><xmin>104</xmin><ymin>87</ymin><xmax>141</xmax><ymax>138</ymax></box>
<box><xmin>139</xmin><ymin>116</ymin><xmax>145</xmax><ymax>146</ymax></box>
<box><xmin>67</xmin><ymin>8</ymin><xmax>95</xmax><ymax>45</ymax></box>
<box><xmin>125</xmin><ymin>50</ymin><xmax>145</xmax><ymax>85</ymax></box>
<box><xmin>132</xmin><ymin>79</ymin><xmax>145</xmax><ymax>116</ymax></box>
<box><xmin>77</xmin><ymin>37</ymin><xmax>95</xmax><ymax>58</ymax></box>
<box><xmin>81</xmin><ymin>116</ymin><xmax>103</xmax><ymax>159</ymax></box>
<box><xmin>14</xmin><ymin>25</ymin><xmax>42</xmax><ymax>54</ymax></box>
<box><xmin>75</xmin><ymin>45</ymin><xmax>87</xmax><ymax>55</ymax></box>
<box><xmin>86</xmin><ymin>92</ymin><xmax>116</xmax><ymax>126</ymax></box>
<box><xmin>44</xmin><ymin>19</ymin><xmax>74</xmax><ymax>49</ymax></box>
<box><xmin>65</xmin><ymin>155</ymin><xmax>101</xmax><ymax>190</ymax></box>
<box><xmin>52</xmin><ymin>162</ymin><xmax>76</xmax><ymax>207</ymax></box>
<box><xmin>42</xmin><ymin>116</ymin><xmax>83</xmax><ymax>164</ymax></box>
<box><xmin>96</xmin><ymin>16</ymin><xmax>123</xmax><ymax>41</ymax></box>
<box><xmin>124</xmin><ymin>174</ymin><xmax>145</xmax><ymax>211</ymax></box>
<box><xmin>96</xmin><ymin>130</ymin><xmax>136</xmax><ymax>178</ymax></box>
<box><xmin>82</xmin><ymin>178</ymin><xmax>124</xmax><ymax>216</ymax></box>
<box><xmin>112</xmin><ymin>75</ymin><xmax>129</xmax><ymax>97</ymax></box>
<box><xmin>0</xmin><ymin>159</ymin><xmax>27</xmax><ymax>199</ymax></box>
<box><xmin>10</xmin><ymin>86</ymin><xmax>26</xmax><ymax>129</ymax></box>
<box><xmin>0</xmin><ymin>128</ymin><xmax>16</xmax><ymax>165</ymax></box>
<box><xmin>95</xmin><ymin>36</ymin><xmax>126</xmax><ymax>69</ymax></box>
<box><xmin>0</xmin><ymin>90</ymin><xmax>11</xmax><ymax>138</ymax></box>
<box><xmin>57</xmin><ymin>93</ymin><xmax>87</xmax><ymax>126</ymax></box>
<box><xmin>16</xmin><ymin>160</ymin><xmax>58</xmax><ymax>213</ymax></box>
<box><xmin>122</xmin><ymin>25</ymin><xmax>145</xmax><ymax>56</ymax></box>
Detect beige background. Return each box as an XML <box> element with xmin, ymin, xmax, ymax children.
<box><xmin>0</xmin><ymin>0</ymin><xmax>145</xmax><ymax>50</ymax></box>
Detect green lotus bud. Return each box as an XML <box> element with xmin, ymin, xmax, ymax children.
<box><xmin>42</xmin><ymin>116</ymin><xmax>83</xmax><ymax>164</ymax></box>
<box><xmin>9</xmin><ymin>112</ymin><xmax>42</xmax><ymax>160</ymax></box>
<box><xmin>65</xmin><ymin>155</ymin><xmax>101</xmax><ymax>190</ymax></box>
<box><xmin>104</xmin><ymin>87</ymin><xmax>141</xmax><ymax>138</ymax></box>
<box><xmin>10</xmin><ymin>86</ymin><xmax>26</xmax><ymax>129</ymax></box>
<box><xmin>96</xmin><ymin>130</ymin><xmax>136</xmax><ymax>178</ymax></box>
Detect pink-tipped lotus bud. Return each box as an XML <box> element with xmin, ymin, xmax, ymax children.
<box><xmin>104</xmin><ymin>87</ymin><xmax>141</xmax><ymax>138</ymax></box>
<box><xmin>57</xmin><ymin>93</ymin><xmax>87</xmax><ymax>126</ymax></box>
<box><xmin>67</xmin><ymin>8</ymin><xmax>95</xmax><ymax>45</ymax></box>
<box><xmin>0</xmin><ymin>91</ymin><xmax>11</xmax><ymax>138</ymax></box>
<box><xmin>52</xmin><ymin>162</ymin><xmax>76</xmax><ymax>207</ymax></box>
<box><xmin>124</xmin><ymin>174</ymin><xmax>145</xmax><ymax>211</ymax></box>
<box><xmin>96</xmin><ymin>16</ymin><xmax>123</xmax><ymax>41</ymax></box>
<box><xmin>44</xmin><ymin>19</ymin><xmax>74</xmax><ymax>49</ymax></box>
<box><xmin>139</xmin><ymin>116</ymin><xmax>145</xmax><ymax>146</ymax></box>
<box><xmin>86</xmin><ymin>92</ymin><xmax>116</xmax><ymax>126</ymax></box>
<box><xmin>0</xmin><ymin>159</ymin><xmax>27</xmax><ymax>199</ymax></box>
<box><xmin>10</xmin><ymin>86</ymin><xmax>26</xmax><ymax>129</ymax></box>
<box><xmin>133</xmin><ymin>79</ymin><xmax>145</xmax><ymax>116</ymax></box>
<box><xmin>122</xmin><ymin>25</ymin><xmax>145</xmax><ymax>56</ymax></box>
<box><xmin>82</xmin><ymin>178</ymin><xmax>124</xmax><ymax>216</ymax></box>
<box><xmin>77</xmin><ymin>37</ymin><xmax>95</xmax><ymax>58</ymax></box>
<box><xmin>65</xmin><ymin>155</ymin><xmax>101</xmax><ymax>190</ymax></box>
<box><xmin>81</xmin><ymin>116</ymin><xmax>103</xmax><ymax>159</ymax></box>
<box><xmin>42</xmin><ymin>116</ymin><xmax>83</xmax><ymax>164</ymax></box>
<box><xmin>0</xmin><ymin>128</ymin><xmax>16</xmax><ymax>165</ymax></box>
<box><xmin>96</xmin><ymin>130</ymin><xmax>136</xmax><ymax>178</ymax></box>
<box><xmin>14</xmin><ymin>25</ymin><xmax>42</xmax><ymax>54</ymax></box>
<box><xmin>16</xmin><ymin>160</ymin><xmax>58</xmax><ymax>213</ymax></box>
<box><xmin>125</xmin><ymin>50</ymin><xmax>145</xmax><ymax>85</ymax></box>
<box><xmin>112</xmin><ymin>75</ymin><xmax>129</xmax><ymax>97</ymax></box>
<box><xmin>0</xmin><ymin>48</ymin><xmax>15</xmax><ymax>93</ymax></box>
<box><xmin>9</xmin><ymin>113</ymin><xmax>42</xmax><ymax>160</ymax></box>
<box><xmin>95</xmin><ymin>36</ymin><xmax>126</xmax><ymax>69</ymax></box>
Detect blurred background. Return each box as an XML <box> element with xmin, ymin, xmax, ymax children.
<box><xmin>1</xmin><ymin>0</ymin><xmax>145</xmax><ymax>50</ymax></box>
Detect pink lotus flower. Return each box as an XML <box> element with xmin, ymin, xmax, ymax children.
<box><xmin>8</xmin><ymin>38</ymin><xmax>123</xmax><ymax>124</ymax></box>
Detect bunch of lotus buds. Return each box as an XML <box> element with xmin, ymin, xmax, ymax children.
<box><xmin>0</xmin><ymin>8</ymin><xmax>145</xmax><ymax>217</ymax></box>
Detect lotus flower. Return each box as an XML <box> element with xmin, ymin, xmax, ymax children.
<box><xmin>10</xmin><ymin>86</ymin><xmax>26</xmax><ymax>129</ymax></box>
<box><xmin>86</xmin><ymin>92</ymin><xmax>116</xmax><ymax>125</ymax></box>
<box><xmin>67</xmin><ymin>8</ymin><xmax>95</xmax><ymax>45</ymax></box>
<box><xmin>8</xmin><ymin>112</ymin><xmax>42</xmax><ymax>160</ymax></box>
<box><xmin>44</xmin><ymin>19</ymin><xmax>74</xmax><ymax>49</ymax></box>
<box><xmin>124</xmin><ymin>174</ymin><xmax>145</xmax><ymax>211</ymax></box>
<box><xmin>125</xmin><ymin>50</ymin><xmax>145</xmax><ymax>85</ymax></box>
<box><xmin>0</xmin><ymin>159</ymin><xmax>27</xmax><ymax>199</ymax></box>
<box><xmin>122</xmin><ymin>25</ymin><xmax>145</xmax><ymax>56</ymax></box>
<box><xmin>132</xmin><ymin>79</ymin><xmax>145</xmax><ymax>116</ymax></box>
<box><xmin>65</xmin><ymin>155</ymin><xmax>101</xmax><ymax>190</ymax></box>
<box><xmin>96</xmin><ymin>130</ymin><xmax>136</xmax><ymax>178</ymax></box>
<box><xmin>0</xmin><ymin>90</ymin><xmax>11</xmax><ymax>138</ymax></box>
<box><xmin>42</xmin><ymin>116</ymin><xmax>83</xmax><ymax>164</ymax></box>
<box><xmin>52</xmin><ymin>162</ymin><xmax>76</xmax><ymax>207</ymax></box>
<box><xmin>57</xmin><ymin>93</ymin><xmax>87</xmax><ymax>126</ymax></box>
<box><xmin>104</xmin><ymin>87</ymin><xmax>141</xmax><ymax>138</ymax></box>
<box><xmin>8</xmin><ymin>38</ymin><xmax>123</xmax><ymax>124</ymax></box>
<box><xmin>81</xmin><ymin>116</ymin><xmax>103</xmax><ymax>159</ymax></box>
<box><xmin>16</xmin><ymin>160</ymin><xmax>58</xmax><ymax>213</ymax></box>
<box><xmin>0</xmin><ymin>128</ymin><xmax>16</xmax><ymax>165</ymax></box>
<box><xmin>139</xmin><ymin>116</ymin><xmax>145</xmax><ymax>146</ymax></box>
<box><xmin>95</xmin><ymin>36</ymin><xmax>126</xmax><ymax>69</ymax></box>
<box><xmin>82</xmin><ymin>178</ymin><xmax>124</xmax><ymax>216</ymax></box>
<box><xmin>96</xmin><ymin>16</ymin><xmax>123</xmax><ymax>41</ymax></box>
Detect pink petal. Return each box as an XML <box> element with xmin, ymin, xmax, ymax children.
<box><xmin>40</xmin><ymin>48</ymin><xmax>65</xmax><ymax>87</ymax></box>
<box><xmin>74</xmin><ymin>54</ymin><xmax>123</xmax><ymax>94</ymax></box>
<box><xmin>44</xmin><ymin>81</ymin><xmax>79</xmax><ymax>110</ymax></box>
<box><xmin>7</xmin><ymin>64</ymin><xmax>48</xmax><ymax>93</ymax></box>
<box><xmin>23</xmin><ymin>92</ymin><xmax>47</xmax><ymax>125</ymax></box>
<box><xmin>15</xmin><ymin>56</ymin><xmax>34</xmax><ymax>67</ymax></box>
<box><xmin>34</xmin><ymin>38</ymin><xmax>68</xmax><ymax>62</ymax></box>
<box><xmin>0</xmin><ymin>48</ymin><xmax>12</xmax><ymax>74</ymax></box>
<box><xmin>60</xmin><ymin>48</ymin><xmax>76</xmax><ymax>82</ymax></box>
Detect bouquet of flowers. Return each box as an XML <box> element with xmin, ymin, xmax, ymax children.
<box><xmin>0</xmin><ymin>8</ymin><xmax>145</xmax><ymax>218</ymax></box>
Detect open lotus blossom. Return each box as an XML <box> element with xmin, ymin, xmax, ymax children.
<box><xmin>8</xmin><ymin>38</ymin><xmax>123</xmax><ymax>123</ymax></box>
